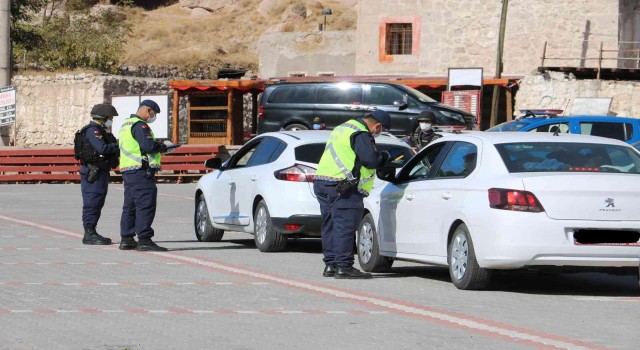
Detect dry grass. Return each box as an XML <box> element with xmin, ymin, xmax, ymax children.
<box><xmin>120</xmin><ymin>0</ymin><xmax>357</xmax><ymax>72</ymax></box>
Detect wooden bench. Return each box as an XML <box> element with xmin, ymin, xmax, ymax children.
<box><xmin>0</xmin><ymin>145</ymin><xmax>225</xmax><ymax>184</ymax></box>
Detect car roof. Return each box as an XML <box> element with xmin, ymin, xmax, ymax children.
<box><xmin>256</xmin><ymin>130</ymin><xmax>409</xmax><ymax>147</ymax></box>
<box><xmin>509</xmin><ymin>115</ymin><xmax>638</xmax><ymax>125</ymax></box>
<box><xmin>437</xmin><ymin>131</ymin><xmax>630</xmax><ymax>146</ymax></box>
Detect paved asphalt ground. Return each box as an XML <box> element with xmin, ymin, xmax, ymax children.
<box><xmin>0</xmin><ymin>184</ymin><xmax>639</xmax><ymax>350</ymax></box>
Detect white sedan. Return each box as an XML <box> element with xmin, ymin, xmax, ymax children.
<box><xmin>358</xmin><ymin>132</ymin><xmax>640</xmax><ymax>290</ymax></box>
<box><xmin>194</xmin><ymin>130</ymin><xmax>413</xmax><ymax>252</ymax></box>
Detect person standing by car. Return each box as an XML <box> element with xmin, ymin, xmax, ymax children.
<box><xmin>312</xmin><ymin>116</ymin><xmax>327</xmax><ymax>130</ymax></box>
<box><xmin>313</xmin><ymin>110</ymin><xmax>391</xmax><ymax>279</ymax></box>
<box><xmin>118</xmin><ymin>100</ymin><xmax>177</xmax><ymax>252</ymax></box>
<box><xmin>403</xmin><ymin>111</ymin><xmax>442</xmax><ymax>150</ymax></box>
<box><xmin>75</xmin><ymin>103</ymin><xmax>120</xmax><ymax>245</ymax></box>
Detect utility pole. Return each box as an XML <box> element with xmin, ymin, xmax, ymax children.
<box><xmin>0</xmin><ymin>0</ymin><xmax>10</xmax><ymax>146</ymax></box>
<box><xmin>490</xmin><ymin>0</ymin><xmax>508</xmax><ymax>128</ymax></box>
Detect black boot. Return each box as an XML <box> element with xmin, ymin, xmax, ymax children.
<box><xmin>323</xmin><ymin>265</ymin><xmax>336</xmax><ymax>277</ymax></box>
<box><xmin>136</xmin><ymin>238</ymin><xmax>168</xmax><ymax>252</ymax></box>
<box><xmin>82</xmin><ymin>227</ymin><xmax>112</xmax><ymax>245</ymax></box>
<box><xmin>335</xmin><ymin>266</ymin><xmax>372</xmax><ymax>279</ymax></box>
<box><xmin>119</xmin><ymin>236</ymin><xmax>137</xmax><ymax>250</ymax></box>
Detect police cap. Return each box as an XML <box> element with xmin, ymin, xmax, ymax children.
<box><xmin>416</xmin><ymin>111</ymin><xmax>436</xmax><ymax>123</ymax></box>
<box><xmin>368</xmin><ymin>109</ymin><xmax>392</xmax><ymax>130</ymax></box>
<box><xmin>140</xmin><ymin>99</ymin><xmax>161</xmax><ymax>113</ymax></box>
<box><xmin>90</xmin><ymin>103</ymin><xmax>118</xmax><ymax>118</ymax></box>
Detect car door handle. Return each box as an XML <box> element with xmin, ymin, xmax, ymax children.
<box><xmin>250</xmin><ymin>176</ymin><xmax>257</xmax><ymax>182</ymax></box>
<box><xmin>344</xmin><ymin>105</ymin><xmax>361</xmax><ymax>110</ymax></box>
<box><xmin>441</xmin><ymin>192</ymin><xmax>452</xmax><ymax>200</ymax></box>
<box><xmin>405</xmin><ymin>193</ymin><xmax>414</xmax><ymax>201</ymax></box>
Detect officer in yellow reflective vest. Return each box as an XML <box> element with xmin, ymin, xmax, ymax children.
<box><xmin>313</xmin><ymin>110</ymin><xmax>391</xmax><ymax>279</ymax></box>
<box><xmin>118</xmin><ymin>100</ymin><xmax>176</xmax><ymax>252</ymax></box>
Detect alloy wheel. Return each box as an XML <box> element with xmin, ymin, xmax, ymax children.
<box><xmin>255</xmin><ymin>206</ymin><xmax>267</xmax><ymax>244</ymax></box>
<box><xmin>359</xmin><ymin>221</ymin><xmax>374</xmax><ymax>264</ymax></box>
<box><xmin>196</xmin><ymin>201</ymin><xmax>207</xmax><ymax>236</ymax></box>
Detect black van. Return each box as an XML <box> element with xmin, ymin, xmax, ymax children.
<box><xmin>257</xmin><ymin>82</ymin><xmax>477</xmax><ymax>137</ymax></box>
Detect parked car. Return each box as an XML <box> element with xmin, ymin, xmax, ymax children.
<box><xmin>358</xmin><ymin>131</ymin><xmax>640</xmax><ymax>290</ymax></box>
<box><xmin>194</xmin><ymin>130</ymin><xmax>413</xmax><ymax>252</ymax></box>
<box><xmin>487</xmin><ymin>114</ymin><xmax>640</xmax><ymax>144</ymax></box>
<box><xmin>257</xmin><ymin>82</ymin><xmax>477</xmax><ymax>137</ymax></box>
<box><xmin>632</xmin><ymin>141</ymin><xmax>640</xmax><ymax>151</ymax></box>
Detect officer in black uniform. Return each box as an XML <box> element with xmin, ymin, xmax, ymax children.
<box><xmin>77</xmin><ymin>103</ymin><xmax>120</xmax><ymax>245</ymax></box>
<box><xmin>404</xmin><ymin>111</ymin><xmax>442</xmax><ymax>150</ymax></box>
<box><xmin>119</xmin><ymin>100</ymin><xmax>175</xmax><ymax>252</ymax></box>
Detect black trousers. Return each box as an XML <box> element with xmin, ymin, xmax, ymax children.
<box><xmin>120</xmin><ymin>169</ymin><xmax>157</xmax><ymax>239</ymax></box>
<box><xmin>80</xmin><ymin>166</ymin><xmax>110</xmax><ymax>229</ymax></box>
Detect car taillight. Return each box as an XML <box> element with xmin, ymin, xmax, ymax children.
<box><xmin>258</xmin><ymin>105</ymin><xmax>264</xmax><ymax>120</ymax></box>
<box><xmin>488</xmin><ymin>188</ymin><xmax>544</xmax><ymax>212</ymax></box>
<box><xmin>274</xmin><ymin>164</ymin><xmax>316</xmax><ymax>182</ymax></box>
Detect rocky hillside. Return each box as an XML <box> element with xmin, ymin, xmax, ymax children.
<box><xmin>119</xmin><ymin>0</ymin><xmax>358</xmax><ymax>79</ymax></box>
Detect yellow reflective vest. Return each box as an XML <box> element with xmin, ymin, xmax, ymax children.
<box><xmin>118</xmin><ymin>116</ymin><xmax>162</xmax><ymax>172</ymax></box>
<box><xmin>315</xmin><ymin>120</ymin><xmax>376</xmax><ymax>196</ymax></box>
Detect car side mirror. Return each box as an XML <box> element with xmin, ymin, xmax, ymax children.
<box><xmin>204</xmin><ymin>157</ymin><xmax>222</xmax><ymax>169</ymax></box>
<box><xmin>376</xmin><ymin>167</ymin><xmax>397</xmax><ymax>183</ymax></box>
<box><xmin>394</xmin><ymin>100</ymin><xmax>408</xmax><ymax>111</ymax></box>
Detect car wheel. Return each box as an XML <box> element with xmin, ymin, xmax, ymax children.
<box><xmin>284</xmin><ymin>123</ymin><xmax>308</xmax><ymax>131</ymax></box>
<box><xmin>357</xmin><ymin>213</ymin><xmax>393</xmax><ymax>272</ymax></box>
<box><xmin>448</xmin><ymin>223</ymin><xmax>491</xmax><ymax>290</ymax></box>
<box><xmin>254</xmin><ymin>200</ymin><xmax>287</xmax><ymax>252</ymax></box>
<box><xmin>194</xmin><ymin>194</ymin><xmax>224</xmax><ymax>242</ymax></box>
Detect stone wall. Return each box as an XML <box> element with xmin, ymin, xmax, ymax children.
<box><xmin>258</xmin><ymin>31</ymin><xmax>356</xmax><ymax>78</ymax></box>
<box><xmin>515</xmin><ymin>72</ymin><xmax>640</xmax><ymax>118</ymax></box>
<box><xmin>356</xmin><ymin>0</ymin><xmax>621</xmax><ymax>77</ymax></box>
<box><xmin>10</xmin><ymin>73</ymin><xmax>171</xmax><ymax>147</ymax></box>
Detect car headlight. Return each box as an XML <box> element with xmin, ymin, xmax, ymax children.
<box><xmin>439</xmin><ymin>110</ymin><xmax>465</xmax><ymax>123</ymax></box>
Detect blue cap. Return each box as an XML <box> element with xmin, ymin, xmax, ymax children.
<box><xmin>140</xmin><ymin>100</ymin><xmax>160</xmax><ymax>113</ymax></box>
<box><xmin>369</xmin><ymin>109</ymin><xmax>392</xmax><ymax>130</ymax></box>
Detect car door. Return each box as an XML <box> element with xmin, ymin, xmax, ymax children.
<box><xmin>233</xmin><ymin>137</ymin><xmax>287</xmax><ymax>227</ymax></box>
<box><xmin>209</xmin><ymin>138</ymin><xmax>263</xmax><ymax>226</ymax></box>
<box><xmin>363</xmin><ymin>83</ymin><xmax>414</xmax><ymax>136</ymax></box>
<box><xmin>313</xmin><ymin>83</ymin><xmax>365</xmax><ymax>129</ymax></box>
<box><xmin>409</xmin><ymin>141</ymin><xmax>479</xmax><ymax>257</ymax></box>
<box><xmin>378</xmin><ymin>142</ymin><xmax>449</xmax><ymax>254</ymax></box>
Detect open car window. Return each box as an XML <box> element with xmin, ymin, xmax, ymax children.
<box><xmin>398</xmin><ymin>142</ymin><xmax>448</xmax><ymax>181</ymax></box>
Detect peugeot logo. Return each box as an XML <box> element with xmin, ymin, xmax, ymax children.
<box><xmin>605</xmin><ymin>198</ymin><xmax>615</xmax><ymax>208</ymax></box>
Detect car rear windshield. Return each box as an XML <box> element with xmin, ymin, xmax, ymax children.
<box><xmin>486</xmin><ymin>121</ymin><xmax>530</xmax><ymax>132</ymax></box>
<box><xmin>495</xmin><ymin>142</ymin><xmax>640</xmax><ymax>174</ymax></box>
<box><xmin>295</xmin><ymin>143</ymin><xmax>414</xmax><ymax>168</ymax></box>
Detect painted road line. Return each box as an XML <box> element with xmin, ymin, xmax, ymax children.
<box><xmin>0</xmin><ymin>213</ymin><xmax>611</xmax><ymax>350</ymax></box>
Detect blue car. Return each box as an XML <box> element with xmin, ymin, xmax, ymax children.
<box><xmin>487</xmin><ymin>114</ymin><xmax>640</xmax><ymax>145</ymax></box>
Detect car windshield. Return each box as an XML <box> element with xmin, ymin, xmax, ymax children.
<box><xmin>396</xmin><ymin>85</ymin><xmax>437</xmax><ymax>103</ymax></box>
<box><xmin>495</xmin><ymin>142</ymin><xmax>640</xmax><ymax>174</ymax></box>
<box><xmin>486</xmin><ymin>121</ymin><xmax>531</xmax><ymax>132</ymax></box>
<box><xmin>295</xmin><ymin>142</ymin><xmax>413</xmax><ymax>168</ymax></box>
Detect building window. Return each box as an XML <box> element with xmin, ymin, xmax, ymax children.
<box><xmin>317</xmin><ymin>72</ymin><xmax>335</xmax><ymax>77</ymax></box>
<box><xmin>386</xmin><ymin>23</ymin><xmax>412</xmax><ymax>55</ymax></box>
<box><xmin>288</xmin><ymin>72</ymin><xmax>306</xmax><ymax>77</ymax></box>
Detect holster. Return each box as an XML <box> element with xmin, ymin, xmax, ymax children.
<box><xmin>86</xmin><ymin>164</ymin><xmax>99</xmax><ymax>183</ymax></box>
<box><xmin>336</xmin><ymin>178</ymin><xmax>358</xmax><ymax>195</ymax></box>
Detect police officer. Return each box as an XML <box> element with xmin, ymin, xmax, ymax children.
<box><xmin>404</xmin><ymin>111</ymin><xmax>442</xmax><ymax>150</ymax></box>
<box><xmin>77</xmin><ymin>103</ymin><xmax>120</xmax><ymax>245</ymax></box>
<box><xmin>118</xmin><ymin>100</ymin><xmax>176</xmax><ymax>251</ymax></box>
<box><xmin>313</xmin><ymin>109</ymin><xmax>391</xmax><ymax>279</ymax></box>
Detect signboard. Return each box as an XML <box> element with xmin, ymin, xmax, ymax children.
<box><xmin>111</xmin><ymin>95</ymin><xmax>169</xmax><ymax>139</ymax></box>
<box><xmin>447</xmin><ymin>68</ymin><xmax>483</xmax><ymax>90</ymax></box>
<box><xmin>0</xmin><ymin>86</ymin><xmax>16</xmax><ymax>127</ymax></box>
<box><xmin>442</xmin><ymin>90</ymin><xmax>482</xmax><ymax>124</ymax></box>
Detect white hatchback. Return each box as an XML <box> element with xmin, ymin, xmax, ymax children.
<box><xmin>194</xmin><ymin>130</ymin><xmax>413</xmax><ymax>252</ymax></box>
<box><xmin>359</xmin><ymin>132</ymin><xmax>640</xmax><ymax>290</ymax></box>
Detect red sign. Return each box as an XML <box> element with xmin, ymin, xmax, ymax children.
<box><xmin>441</xmin><ymin>90</ymin><xmax>481</xmax><ymax>126</ymax></box>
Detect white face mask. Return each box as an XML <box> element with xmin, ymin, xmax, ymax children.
<box><xmin>419</xmin><ymin>123</ymin><xmax>431</xmax><ymax>131</ymax></box>
<box><xmin>104</xmin><ymin>119</ymin><xmax>113</xmax><ymax>129</ymax></box>
<box><xmin>148</xmin><ymin>113</ymin><xmax>157</xmax><ymax>123</ymax></box>
<box><xmin>313</xmin><ymin>124</ymin><xmax>321</xmax><ymax>130</ymax></box>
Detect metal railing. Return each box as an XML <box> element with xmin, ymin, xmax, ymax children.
<box><xmin>540</xmin><ymin>41</ymin><xmax>640</xmax><ymax>79</ymax></box>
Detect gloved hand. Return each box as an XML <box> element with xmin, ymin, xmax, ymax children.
<box><xmin>163</xmin><ymin>140</ymin><xmax>179</xmax><ymax>154</ymax></box>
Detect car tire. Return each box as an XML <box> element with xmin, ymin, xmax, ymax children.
<box><xmin>448</xmin><ymin>223</ymin><xmax>491</xmax><ymax>290</ymax></box>
<box><xmin>357</xmin><ymin>213</ymin><xmax>393</xmax><ymax>272</ymax></box>
<box><xmin>254</xmin><ymin>200</ymin><xmax>287</xmax><ymax>252</ymax></box>
<box><xmin>194</xmin><ymin>194</ymin><xmax>224</xmax><ymax>242</ymax></box>
<box><xmin>284</xmin><ymin>123</ymin><xmax>308</xmax><ymax>131</ymax></box>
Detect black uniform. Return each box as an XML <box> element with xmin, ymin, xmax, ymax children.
<box><xmin>313</xmin><ymin>118</ymin><xmax>389</xmax><ymax>275</ymax></box>
<box><xmin>79</xmin><ymin>121</ymin><xmax>119</xmax><ymax>230</ymax></box>
<box><xmin>119</xmin><ymin>116</ymin><xmax>168</xmax><ymax>241</ymax></box>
